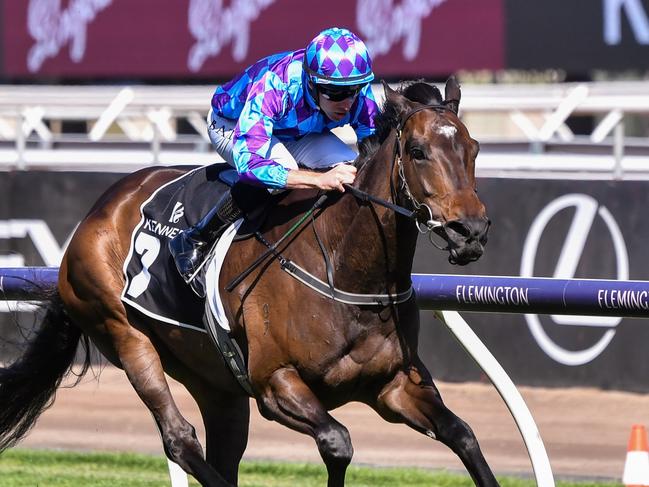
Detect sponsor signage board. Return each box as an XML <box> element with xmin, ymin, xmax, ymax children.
<box><xmin>3</xmin><ymin>0</ymin><xmax>648</xmax><ymax>80</ymax></box>
<box><xmin>2</xmin><ymin>0</ymin><xmax>504</xmax><ymax>79</ymax></box>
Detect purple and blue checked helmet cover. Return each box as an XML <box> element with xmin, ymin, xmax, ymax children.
<box><xmin>304</xmin><ymin>27</ymin><xmax>374</xmax><ymax>86</ymax></box>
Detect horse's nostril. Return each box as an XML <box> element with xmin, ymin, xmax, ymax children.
<box><xmin>445</xmin><ymin>220</ymin><xmax>471</xmax><ymax>238</ymax></box>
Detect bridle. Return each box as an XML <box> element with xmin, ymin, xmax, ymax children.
<box><xmin>395</xmin><ymin>104</ymin><xmax>452</xmax><ymax>229</ymax></box>
<box><xmin>346</xmin><ymin>101</ymin><xmax>459</xmax><ymax>250</ymax></box>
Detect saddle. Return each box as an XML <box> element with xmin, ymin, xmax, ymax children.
<box><xmin>120</xmin><ymin>163</ymin><xmax>302</xmax><ymax>395</ymax></box>
<box><xmin>120</xmin><ymin>163</ymin><xmax>267</xmax><ymax>329</ymax></box>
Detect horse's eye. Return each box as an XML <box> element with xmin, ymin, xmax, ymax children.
<box><xmin>410</xmin><ymin>148</ymin><xmax>425</xmax><ymax>160</ymax></box>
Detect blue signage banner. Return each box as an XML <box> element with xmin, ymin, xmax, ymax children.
<box><xmin>413</xmin><ymin>274</ymin><xmax>649</xmax><ymax>318</ymax></box>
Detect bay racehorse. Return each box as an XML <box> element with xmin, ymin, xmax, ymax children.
<box><xmin>0</xmin><ymin>78</ymin><xmax>495</xmax><ymax>486</ymax></box>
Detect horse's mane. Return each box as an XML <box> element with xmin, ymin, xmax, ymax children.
<box><xmin>357</xmin><ymin>80</ymin><xmax>443</xmax><ymax>166</ymax></box>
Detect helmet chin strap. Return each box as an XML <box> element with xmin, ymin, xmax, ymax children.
<box><xmin>306</xmin><ymin>80</ymin><xmax>321</xmax><ymax>110</ymax></box>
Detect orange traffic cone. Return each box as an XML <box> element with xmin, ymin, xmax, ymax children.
<box><xmin>623</xmin><ymin>424</ymin><xmax>649</xmax><ymax>486</ymax></box>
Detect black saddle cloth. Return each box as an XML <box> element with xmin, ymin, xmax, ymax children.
<box><xmin>121</xmin><ymin>163</ymin><xmax>236</xmax><ymax>329</ymax></box>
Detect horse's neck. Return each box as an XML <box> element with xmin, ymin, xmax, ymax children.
<box><xmin>355</xmin><ymin>135</ymin><xmax>394</xmax><ymax>197</ymax></box>
<box><xmin>327</xmin><ymin>131</ymin><xmax>418</xmax><ymax>293</ymax></box>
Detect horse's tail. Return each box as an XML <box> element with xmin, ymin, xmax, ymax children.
<box><xmin>0</xmin><ymin>288</ymin><xmax>91</xmax><ymax>452</ymax></box>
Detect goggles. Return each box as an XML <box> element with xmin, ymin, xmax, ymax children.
<box><xmin>317</xmin><ymin>83</ymin><xmax>366</xmax><ymax>102</ymax></box>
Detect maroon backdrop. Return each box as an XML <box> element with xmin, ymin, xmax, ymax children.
<box><xmin>2</xmin><ymin>0</ymin><xmax>504</xmax><ymax>80</ymax></box>
<box><xmin>3</xmin><ymin>1</ymin><xmax>648</xmax><ymax>81</ymax></box>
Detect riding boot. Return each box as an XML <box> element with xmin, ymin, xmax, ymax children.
<box><xmin>169</xmin><ymin>190</ymin><xmax>242</xmax><ymax>295</ymax></box>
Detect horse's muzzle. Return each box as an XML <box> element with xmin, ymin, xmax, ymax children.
<box><xmin>443</xmin><ymin>217</ymin><xmax>490</xmax><ymax>265</ymax></box>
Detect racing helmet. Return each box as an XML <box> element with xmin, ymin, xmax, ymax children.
<box><xmin>304</xmin><ymin>27</ymin><xmax>374</xmax><ymax>87</ymax></box>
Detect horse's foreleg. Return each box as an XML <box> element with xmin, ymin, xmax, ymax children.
<box><xmin>372</xmin><ymin>369</ymin><xmax>500</xmax><ymax>487</ymax></box>
<box><xmin>257</xmin><ymin>367</ymin><xmax>353</xmax><ymax>487</ymax></box>
<box><xmin>110</xmin><ymin>322</ymin><xmax>234</xmax><ymax>487</ymax></box>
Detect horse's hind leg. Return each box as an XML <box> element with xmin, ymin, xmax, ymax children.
<box><xmin>110</xmin><ymin>322</ymin><xmax>235</xmax><ymax>487</ymax></box>
<box><xmin>188</xmin><ymin>384</ymin><xmax>250</xmax><ymax>486</ymax></box>
<box><xmin>372</xmin><ymin>369</ymin><xmax>500</xmax><ymax>487</ymax></box>
<box><xmin>257</xmin><ymin>367</ymin><xmax>353</xmax><ymax>487</ymax></box>
<box><xmin>62</xmin><ymin>275</ymin><xmax>233</xmax><ymax>485</ymax></box>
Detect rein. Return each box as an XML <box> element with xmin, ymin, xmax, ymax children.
<box><xmin>342</xmin><ymin>183</ymin><xmax>415</xmax><ymax>220</ymax></box>
<box><xmin>224</xmin><ymin>193</ymin><xmax>329</xmax><ymax>292</ymax></box>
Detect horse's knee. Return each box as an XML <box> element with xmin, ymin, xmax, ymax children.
<box><xmin>315</xmin><ymin>423</ymin><xmax>353</xmax><ymax>468</ymax></box>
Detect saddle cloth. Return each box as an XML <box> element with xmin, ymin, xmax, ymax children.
<box><xmin>120</xmin><ymin>163</ymin><xmax>237</xmax><ymax>331</ymax></box>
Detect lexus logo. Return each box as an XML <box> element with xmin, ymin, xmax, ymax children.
<box><xmin>521</xmin><ymin>194</ymin><xmax>628</xmax><ymax>366</ymax></box>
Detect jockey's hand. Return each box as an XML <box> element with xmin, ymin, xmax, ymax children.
<box><xmin>285</xmin><ymin>163</ymin><xmax>357</xmax><ymax>192</ymax></box>
<box><xmin>318</xmin><ymin>164</ymin><xmax>357</xmax><ymax>192</ymax></box>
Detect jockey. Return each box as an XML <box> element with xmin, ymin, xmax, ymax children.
<box><xmin>169</xmin><ymin>27</ymin><xmax>378</xmax><ymax>295</ymax></box>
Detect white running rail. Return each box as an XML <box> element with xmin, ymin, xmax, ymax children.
<box><xmin>0</xmin><ymin>81</ymin><xmax>648</xmax><ymax>176</ymax></box>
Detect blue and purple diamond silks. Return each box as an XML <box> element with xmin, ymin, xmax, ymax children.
<box><xmin>210</xmin><ymin>29</ymin><xmax>377</xmax><ymax>189</ymax></box>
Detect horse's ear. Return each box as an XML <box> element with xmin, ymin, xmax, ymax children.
<box><xmin>381</xmin><ymin>80</ymin><xmax>411</xmax><ymax>117</ymax></box>
<box><xmin>444</xmin><ymin>75</ymin><xmax>461</xmax><ymax>114</ymax></box>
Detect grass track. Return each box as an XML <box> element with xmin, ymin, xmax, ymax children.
<box><xmin>0</xmin><ymin>449</ymin><xmax>615</xmax><ymax>487</ymax></box>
